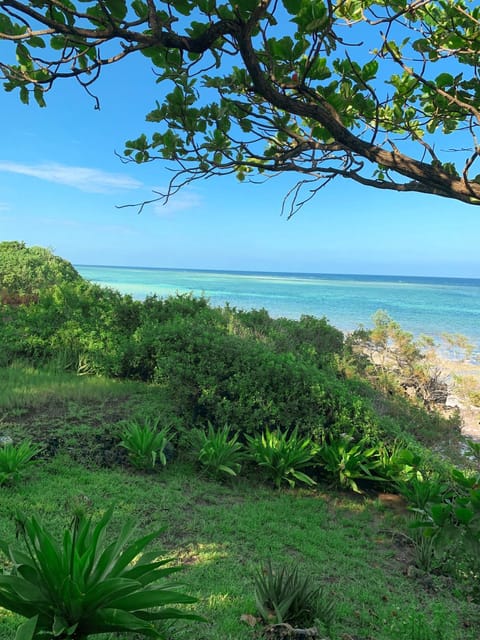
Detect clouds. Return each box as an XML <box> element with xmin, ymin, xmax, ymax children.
<box><xmin>153</xmin><ymin>189</ymin><xmax>202</xmax><ymax>217</ymax></box>
<box><xmin>0</xmin><ymin>161</ymin><xmax>203</xmax><ymax>218</ymax></box>
<box><xmin>0</xmin><ymin>161</ymin><xmax>142</xmax><ymax>193</ymax></box>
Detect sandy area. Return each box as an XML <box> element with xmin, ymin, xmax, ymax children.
<box><xmin>436</xmin><ymin>357</ymin><xmax>480</xmax><ymax>440</ymax></box>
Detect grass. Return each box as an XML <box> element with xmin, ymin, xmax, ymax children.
<box><xmin>0</xmin><ymin>362</ymin><xmax>143</xmax><ymax>410</ymax></box>
<box><xmin>0</xmin><ymin>365</ymin><xmax>478</xmax><ymax>640</ymax></box>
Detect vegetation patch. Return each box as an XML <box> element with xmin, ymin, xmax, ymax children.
<box><xmin>0</xmin><ymin>243</ymin><xmax>478</xmax><ymax>639</ymax></box>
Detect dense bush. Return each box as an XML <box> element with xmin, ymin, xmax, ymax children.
<box><xmin>0</xmin><ymin>241</ymin><xmax>81</xmax><ymax>302</ymax></box>
<box><xmin>151</xmin><ymin>312</ymin><xmax>378</xmax><ymax>440</ymax></box>
<box><xmin>0</xmin><ymin>281</ymin><xmax>142</xmax><ymax>372</ymax></box>
<box><xmin>233</xmin><ymin>308</ymin><xmax>344</xmax><ymax>365</ymax></box>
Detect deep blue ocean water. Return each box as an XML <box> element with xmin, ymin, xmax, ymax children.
<box><xmin>76</xmin><ymin>265</ymin><xmax>480</xmax><ymax>355</ymax></box>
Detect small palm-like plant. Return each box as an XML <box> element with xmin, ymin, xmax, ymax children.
<box><xmin>120</xmin><ymin>417</ymin><xmax>171</xmax><ymax>471</ymax></box>
<box><xmin>246</xmin><ymin>428</ymin><xmax>316</xmax><ymax>489</ymax></box>
<box><xmin>196</xmin><ymin>423</ymin><xmax>245</xmax><ymax>479</ymax></box>
<box><xmin>396</xmin><ymin>475</ymin><xmax>448</xmax><ymax>510</ymax></box>
<box><xmin>376</xmin><ymin>444</ymin><xmax>423</xmax><ymax>484</ymax></box>
<box><xmin>0</xmin><ymin>508</ymin><xmax>202</xmax><ymax>639</ymax></box>
<box><xmin>254</xmin><ymin>560</ymin><xmax>334</xmax><ymax>631</ymax></box>
<box><xmin>0</xmin><ymin>439</ymin><xmax>42</xmax><ymax>486</ymax></box>
<box><xmin>316</xmin><ymin>435</ymin><xmax>381</xmax><ymax>493</ymax></box>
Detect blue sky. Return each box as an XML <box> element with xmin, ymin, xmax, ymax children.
<box><xmin>1</xmin><ymin>49</ymin><xmax>480</xmax><ymax>277</ymax></box>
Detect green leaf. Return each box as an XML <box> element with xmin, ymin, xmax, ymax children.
<box><xmin>269</xmin><ymin>36</ymin><xmax>294</xmax><ymax>60</ymax></box>
<box><xmin>49</xmin><ymin>6</ymin><xmax>68</xmax><ymax>24</ymax></box>
<box><xmin>412</xmin><ymin>38</ymin><xmax>431</xmax><ymax>53</ymax></box>
<box><xmin>109</xmin><ymin>587</ymin><xmax>198</xmax><ymax>610</ymax></box>
<box><xmin>52</xmin><ymin>614</ymin><xmax>71</xmax><ymax>636</ymax></box>
<box><xmin>94</xmin><ymin>607</ymin><xmax>162</xmax><ymax>635</ymax></box>
<box><xmin>33</xmin><ymin>86</ymin><xmax>46</xmax><ymax>108</ymax></box>
<box><xmin>430</xmin><ymin>503</ymin><xmax>451</xmax><ymax>527</ymax></box>
<box><xmin>15</xmin><ymin>616</ymin><xmax>38</xmax><ymax>640</ymax></box>
<box><xmin>82</xmin><ymin>577</ymin><xmax>140</xmax><ymax>609</ymax></box>
<box><xmin>197</xmin><ymin>0</ymin><xmax>216</xmax><ymax>12</ymax></box>
<box><xmin>131</xmin><ymin>0</ymin><xmax>148</xmax><ymax>18</ymax></box>
<box><xmin>15</xmin><ymin>43</ymin><xmax>30</xmax><ymax>67</ymax></box>
<box><xmin>27</xmin><ymin>36</ymin><xmax>45</xmax><ymax>49</ymax></box>
<box><xmin>308</xmin><ymin>57</ymin><xmax>331</xmax><ymax>80</ymax></box>
<box><xmin>19</xmin><ymin>86</ymin><xmax>29</xmax><ymax>105</ymax></box>
<box><xmin>283</xmin><ymin>0</ymin><xmax>303</xmax><ymax>15</ymax></box>
<box><xmin>173</xmin><ymin>0</ymin><xmax>192</xmax><ymax>16</ymax></box>
<box><xmin>292</xmin><ymin>470</ymin><xmax>316</xmax><ymax>486</ymax></box>
<box><xmin>0</xmin><ymin>14</ymin><xmax>16</xmax><ymax>34</ymax></box>
<box><xmin>50</xmin><ymin>35</ymin><xmax>67</xmax><ymax>50</ymax></box>
<box><xmin>435</xmin><ymin>72</ymin><xmax>454</xmax><ymax>88</ymax></box>
<box><xmin>454</xmin><ymin>506</ymin><xmax>474</xmax><ymax>526</ymax></box>
<box><xmin>103</xmin><ymin>0</ymin><xmax>127</xmax><ymax>21</ymax></box>
<box><xmin>362</xmin><ymin>60</ymin><xmax>378</xmax><ymax>81</ymax></box>
<box><xmin>86</xmin><ymin>5</ymin><xmax>105</xmax><ymax>24</ymax></box>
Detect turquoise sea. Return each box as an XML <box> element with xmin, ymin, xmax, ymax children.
<box><xmin>76</xmin><ymin>265</ymin><xmax>480</xmax><ymax>355</ymax></box>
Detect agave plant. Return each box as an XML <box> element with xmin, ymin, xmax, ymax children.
<box><xmin>120</xmin><ymin>417</ymin><xmax>171</xmax><ymax>471</ymax></box>
<box><xmin>0</xmin><ymin>508</ymin><xmax>202</xmax><ymax>639</ymax></box>
<box><xmin>0</xmin><ymin>439</ymin><xmax>42</xmax><ymax>486</ymax></box>
<box><xmin>246</xmin><ymin>428</ymin><xmax>316</xmax><ymax>489</ymax></box>
<box><xmin>254</xmin><ymin>560</ymin><xmax>334</xmax><ymax>631</ymax></box>
<box><xmin>196</xmin><ymin>423</ymin><xmax>245</xmax><ymax>479</ymax></box>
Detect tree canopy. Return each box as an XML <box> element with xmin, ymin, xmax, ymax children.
<box><xmin>1</xmin><ymin>0</ymin><xmax>479</xmax><ymax>213</ymax></box>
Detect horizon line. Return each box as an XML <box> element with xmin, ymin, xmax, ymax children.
<box><xmin>74</xmin><ymin>264</ymin><xmax>480</xmax><ymax>282</ymax></box>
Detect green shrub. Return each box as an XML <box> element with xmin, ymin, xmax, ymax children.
<box><xmin>375</xmin><ymin>444</ymin><xmax>425</xmax><ymax>484</ymax></box>
<box><xmin>246</xmin><ymin>428</ymin><xmax>316</xmax><ymax>489</ymax></box>
<box><xmin>5</xmin><ymin>244</ymin><xmax>443</xmax><ymax>456</ymax></box>
<box><xmin>315</xmin><ymin>434</ymin><xmax>382</xmax><ymax>493</ymax></box>
<box><xmin>396</xmin><ymin>475</ymin><xmax>448</xmax><ymax>510</ymax></box>
<box><xmin>153</xmin><ymin>314</ymin><xmax>378</xmax><ymax>443</ymax></box>
<box><xmin>234</xmin><ymin>310</ymin><xmax>344</xmax><ymax>364</ymax></box>
<box><xmin>254</xmin><ymin>560</ymin><xmax>334</xmax><ymax>629</ymax></box>
<box><xmin>0</xmin><ymin>508</ymin><xmax>202</xmax><ymax>639</ymax></box>
<box><xmin>409</xmin><ymin>468</ymin><xmax>480</xmax><ymax>599</ymax></box>
<box><xmin>0</xmin><ymin>241</ymin><xmax>82</xmax><ymax>301</ymax></box>
<box><xmin>0</xmin><ymin>439</ymin><xmax>42</xmax><ymax>486</ymax></box>
<box><xmin>120</xmin><ymin>417</ymin><xmax>172</xmax><ymax>471</ymax></box>
<box><xmin>195</xmin><ymin>422</ymin><xmax>245</xmax><ymax>479</ymax></box>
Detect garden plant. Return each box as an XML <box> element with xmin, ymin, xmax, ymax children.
<box><xmin>194</xmin><ymin>422</ymin><xmax>245</xmax><ymax>480</ymax></box>
<box><xmin>0</xmin><ymin>440</ymin><xmax>42</xmax><ymax>486</ymax></box>
<box><xmin>120</xmin><ymin>417</ymin><xmax>171</xmax><ymax>471</ymax></box>
<box><xmin>0</xmin><ymin>508</ymin><xmax>202</xmax><ymax>639</ymax></box>
<box><xmin>246</xmin><ymin>428</ymin><xmax>317</xmax><ymax>489</ymax></box>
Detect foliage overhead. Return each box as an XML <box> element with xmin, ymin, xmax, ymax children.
<box><xmin>1</xmin><ymin>1</ymin><xmax>480</xmax><ymax>212</ymax></box>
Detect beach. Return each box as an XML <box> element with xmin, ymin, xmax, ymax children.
<box><xmin>439</xmin><ymin>357</ymin><xmax>480</xmax><ymax>440</ymax></box>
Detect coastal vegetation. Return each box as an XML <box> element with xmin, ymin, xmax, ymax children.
<box><xmin>0</xmin><ymin>242</ymin><xmax>479</xmax><ymax>639</ymax></box>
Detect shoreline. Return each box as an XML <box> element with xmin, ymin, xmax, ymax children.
<box><xmin>436</xmin><ymin>356</ymin><xmax>480</xmax><ymax>440</ymax></box>
<box><xmin>75</xmin><ymin>266</ymin><xmax>480</xmax><ymax>356</ymax></box>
